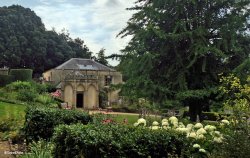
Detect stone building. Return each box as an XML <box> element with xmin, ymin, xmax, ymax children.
<box><xmin>42</xmin><ymin>58</ymin><xmax>122</xmax><ymax>109</ymax></box>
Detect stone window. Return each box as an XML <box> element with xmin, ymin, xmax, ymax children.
<box><xmin>105</xmin><ymin>75</ymin><xmax>112</xmax><ymax>86</ymax></box>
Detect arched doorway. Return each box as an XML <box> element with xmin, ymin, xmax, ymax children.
<box><xmin>76</xmin><ymin>85</ymin><xmax>84</xmax><ymax>108</ymax></box>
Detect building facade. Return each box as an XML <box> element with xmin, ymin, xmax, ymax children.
<box><xmin>43</xmin><ymin>58</ymin><xmax>122</xmax><ymax>109</ymax></box>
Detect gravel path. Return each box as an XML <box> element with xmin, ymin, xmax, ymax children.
<box><xmin>88</xmin><ymin>110</ymin><xmax>140</xmax><ymax>115</ymax></box>
<box><xmin>0</xmin><ymin>141</ymin><xmax>14</xmax><ymax>158</ymax></box>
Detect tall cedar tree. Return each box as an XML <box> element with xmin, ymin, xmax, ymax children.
<box><xmin>118</xmin><ymin>0</ymin><xmax>250</xmax><ymax>120</ymax></box>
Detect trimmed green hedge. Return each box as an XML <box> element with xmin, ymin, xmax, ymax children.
<box><xmin>201</xmin><ymin>112</ymin><xmax>231</xmax><ymax>121</ymax></box>
<box><xmin>53</xmin><ymin>124</ymin><xmax>187</xmax><ymax>158</ymax></box>
<box><xmin>23</xmin><ymin>107</ymin><xmax>92</xmax><ymax>143</ymax></box>
<box><xmin>9</xmin><ymin>69</ymin><xmax>32</xmax><ymax>81</ymax></box>
<box><xmin>0</xmin><ymin>74</ymin><xmax>14</xmax><ymax>87</ymax></box>
<box><xmin>201</xmin><ymin>112</ymin><xmax>219</xmax><ymax>121</ymax></box>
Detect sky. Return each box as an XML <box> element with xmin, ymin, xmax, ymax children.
<box><xmin>0</xmin><ymin>0</ymin><xmax>136</xmax><ymax>65</ymax></box>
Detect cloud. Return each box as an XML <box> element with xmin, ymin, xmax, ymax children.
<box><xmin>32</xmin><ymin>0</ymin><xmax>136</xmax><ymax>65</ymax></box>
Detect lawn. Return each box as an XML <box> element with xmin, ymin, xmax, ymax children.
<box><xmin>0</xmin><ymin>101</ymin><xmax>26</xmax><ymax>120</ymax></box>
<box><xmin>108</xmin><ymin>113</ymin><xmax>161</xmax><ymax>125</ymax></box>
<box><xmin>0</xmin><ymin>101</ymin><xmax>26</xmax><ymax>141</ymax></box>
<box><xmin>111</xmin><ymin>114</ymin><xmax>139</xmax><ymax>124</ymax></box>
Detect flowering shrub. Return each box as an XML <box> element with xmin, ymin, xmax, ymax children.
<box><xmin>133</xmin><ymin>118</ymin><xmax>146</xmax><ymax>126</ymax></box>
<box><xmin>133</xmin><ymin>117</ymin><xmax>229</xmax><ymax>156</ymax></box>
<box><xmin>50</xmin><ymin>89</ymin><xmax>61</xmax><ymax>98</ymax></box>
<box><xmin>211</xmin><ymin>74</ymin><xmax>250</xmax><ymax>158</ymax></box>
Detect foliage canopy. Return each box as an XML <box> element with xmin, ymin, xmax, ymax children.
<box><xmin>118</xmin><ymin>0</ymin><xmax>250</xmax><ymax>119</ymax></box>
<box><xmin>0</xmin><ymin>5</ymin><xmax>92</xmax><ymax>74</ymax></box>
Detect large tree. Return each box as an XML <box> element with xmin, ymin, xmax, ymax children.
<box><xmin>96</xmin><ymin>48</ymin><xmax>109</xmax><ymax>66</ymax></box>
<box><xmin>118</xmin><ymin>0</ymin><xmax>250</xmax><ymax>120</ymax></box>
<box><xmin>0</xmin><ymin>5</ymin><xmax>92</xmax><ymax>74</ymax></box>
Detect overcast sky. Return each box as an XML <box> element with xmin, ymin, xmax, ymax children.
<box><xmin>0</xmin><ymin>0</ymin><xmax>136</xmax><ymax>65</ymax></box>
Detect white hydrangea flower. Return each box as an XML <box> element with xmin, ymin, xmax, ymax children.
<box><xmin>214</xmin><ymin>131</ymin><xmax>221</xmax><ymax>137</ymax></box>
<box><xmin>162</xmin><ymin>121</ymin><xmax>169</xmax><ymax>126</ymax></box>
<box><xmin>162</xmin><ymin>119</ymin><xmax>168</xmax><ymax>123</ymax></box>
<box><xmin>196</xmin><ymin>134</ymin><xmax>205</xmax><ymax>139</ymax></box>
<box><xmin>134</xmin><ymin>122</ymin><xmax>139</xmax><ymax>127</ymax></box>
<box><xmin>186</xmin><ymin>128</ymin><xmax>192</xmax><ymax>132</ymax></box>
<box><xmin>137</xmin><ymin>118</ymin><xmax>146</xmax><ymax>126</ymax></box>
<box><xmin>196</xmin><ymin>128</ymin><xmax>207</xmax><ymax>135</ymax></box>
<box><xmin>178</xmin><ymin>122</ymin><xmax>185</xmax><ymax>128</ymax></box>
<box><xmin>221</xmin><ymin>119</ymin><xmax>230</xmax><ymax>125</ymax></box>
<box><xmin>186</xmin><ymin>124</ymin><xmax>193</xmax><ymax>132</ymax></box>
<box><xmin>163</xmin><ymin>126</ymin><xmax>171</xmax><ymax>130</ymax></box>
<box><xmin>187</xmin><ymin>132</ymin><xmax>196</xmax><ymax>138</ymax></box>
<box><xmin>194</xmin><ymin>123</ymin><xmax>203</xmax><ymax>129</ymax></box>
<box><xmin>186</xmin><ymin>124</ymin><xmax>193</xmax><ymax>129</ymax></box>
<box><xmin>193</xmin><ymin>144</ymin><xmax>200</xmax><ymax>148</ymax></box>
<box><xmin>199</xmin><ymin>148</ymin><xmax>206</xmax><ymax>153</ymax></box>
<box><xmin>172</xmin><ymin>122</ymin><xmax>179</xmax><ymax>128</ymax></box>
<box><xmin>169</xmin><ymin>116</ymin><xmax>178</xmax><ymax>123</ymax></box>
<box><xmin>213</xmin><ymin>137</ymin><xmax>223</xmax><ymax>143</ymax></box>
<box><xmin>152</xmin><ymin>121</ymin><xmax>159</xmax><ymax>126</ymax></box>
<box><xmin>204</xmin><ymin>125</ymin><xmax>216</xmax><ymax>132</ymax></box>
<box><xmin>151</xmin><ymin>126</ymin><xmax>159</xmax><ymax>130</ymax></box>
<box><xmin>176</xmin><ymin>127</ymin><xmax>188</xmax><ymax>133</ymax></box>
<box><xmin>210</xmin><ymin>125</ymin><xmax>216</xmax><ymax>131</ymax></box>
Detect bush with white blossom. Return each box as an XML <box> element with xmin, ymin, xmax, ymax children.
<box><xmin>134</xmin><ymin>117</ymin><xmax>231</xmax><ymax>156</ymax></box>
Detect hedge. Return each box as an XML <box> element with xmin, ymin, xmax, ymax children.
<box><xmin>201</xmin><ymin>112</ymin><xmax>231</xmax><ymax>121</ymax></box>
<box><xmin>0</xmin><ymin>74</ymin><xmax>14</xmax><ymax>87</ymax></box>
<box><xmin>9</xmin><ymin>69</ymin><xmax>32</xmax><ymax>81</ymax></box>
<box><xmin>23</xmin><ymin>107</ymin><xmax>92</xmax><ymax>143</ymax></box>
<box><xmin>201</xmin><ymin>112</ymin><xmax>219</xmax><ymax>121</ymax></box>
<box><xmin>53</xmin><ymin>124</ymin><xmax>188</xmax><ymax>158</ymax></box>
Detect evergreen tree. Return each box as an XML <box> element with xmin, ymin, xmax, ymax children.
<box><xmin>118</xmin><ymin>0</ymin><xmax>250</xmax><ymax>120</ymax></box>
<box><xmin>96</xmin><ymin>48</ymin><xmax>108</xmax><ymax>66</ymax></box>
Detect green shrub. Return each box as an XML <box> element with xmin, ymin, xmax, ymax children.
<box><xmin>0</xmin><ymin>117</ymin><xmax>18</xmax><ymax>132</ymax></box>
<box><xmin>17</xmin><ymin>89</ymin><xmax>38</xmax><ymax>102</ymax></box>
<box><xmin>5</xmin><ymin>81</ymin><xmax>48</xmax><ymax>102</ymax></box>
<box><xmin>9</xmin><ymin>130</ymin><xmax>25</xmax><ymax>144</ymax></box>
<box><xmin>35</xmin><ymin>94</ymin><xmax>55</xmax><ymax>105</ymax></box>
<box><xmin>23</xmin><ymin>107</ymin><xmax>92</xmax><ymax>143</ymax></box>
<box><xmin>9</xmin><ymin>69</ymin><xmax>33</xmax><ymax>81</ymax></box>
<box><xmin>45</xmin><ymin>83</ymin><xmax>57</xmax><ymax>93</ymax></box>
<box><xmin>53</xmin><ymin>124</ymin><xmax>188</xmax><ymax>158</ymax></box>
<box><xmin>6</xmin><ymin>81</ymin><xmax>33</xmax><ymax>92</ymax></box>
<box><xmin>32</xmin><ymin>82</ymin><xmax>47</xmax><ymax>94</ymax></box>
<box><xmin>0</xmin><ymin>117</ymin><xmax>24</xmax><ymax>142</ymax></box>
<box><xmin>20</xmin><ymin>140</ymin><xmax>54</xmax><ymax>158</ymax></box>
<box><xmin>111</xmin><ymin>103</ymin><xmax>139</xmax><ymax>113</ymax></box>
<box><xmin>201</xmin><ymin>112</ymin><xmax>219</xmax><ymax>121</ymax></box>
<box><xmin>0</xmin><ymin>74</ymin><xmax>14</xmax><ymax>87</ymax></box>
<box><xmin>212</xmin><ymin>74</ymin><xmax>250</xmax><ymax>158</ymax></box>
<box><xmin>210</xmin><ymin>118</ymin><xmax>250</xmax><ymax>158</ymax></box>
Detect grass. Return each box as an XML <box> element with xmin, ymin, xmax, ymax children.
<box><xmin>0</xmin><ymin>101</ymin><xmax>26</xmax><ymax>120</ymax></box>
<box><xmin>111</xmin><ymin>114</ymin><xmax>140</xmax><ymax>124</ymax></box>
<box><xmin>0</xmin><ymin>101</ymin><xmax>26</xmax><ymax>140</ymax></box>
<box><xmin>109</xmin><ymin>114</ymin><xmax>162</xmax><ymax>125</ymax></box>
